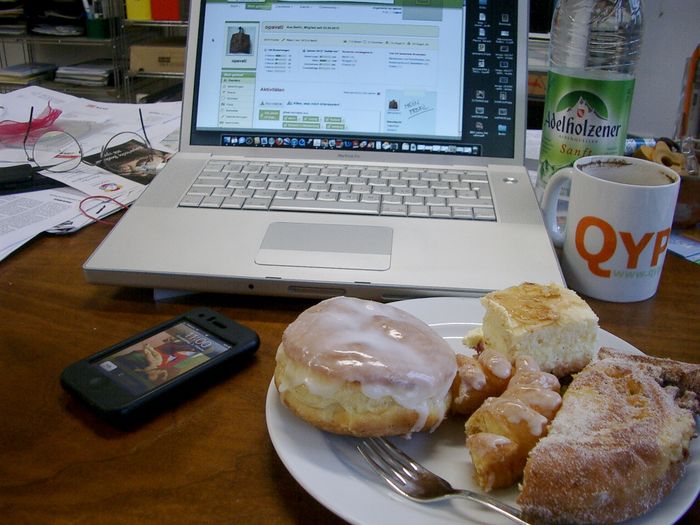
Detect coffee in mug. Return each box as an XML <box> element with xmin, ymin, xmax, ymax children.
<box><xmin>541</xmin><ymin>156</ymin><xmax>680</xmax><ymax>302</ymax></box>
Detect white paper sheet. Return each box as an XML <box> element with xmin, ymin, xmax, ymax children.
<box><xmin>0</xmin><ymin>188</ymin><xmax>85</xmax><ymax>261</ymax></box>
<box><xmin>0</xmin><ymin>86</ymin><xmax>182</xmax><ymax>259</ymax></box>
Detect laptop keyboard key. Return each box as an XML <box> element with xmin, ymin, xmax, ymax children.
<box><xmin>243</xmin><ymin>198</ymin><xmax>272</xmax><ymax>209</ymax></box>
<box><xmin>296</xmin><ymin>191</ymin><xmax>318</xmax><ymax>200</ymax></box>
<box><xmin>225</xmin><ymin>163</ymin><xmax>244</xmax><ymax>172</ymax></box>
<box><xmin>381</xmin><ymin>204</ymin><xmax>407</xmax><ymax>216</ymax></box>
<box><xmin>288</xmin><ymin>181</ymin><xmax>309</xmax><ymax>191</ymax></box>
<box><xmin>195</xmin><ymin>177</ymin><xmax>226</xmax><ymax>187</ymax></box>
<box><xmin>382</xmin><ymin>195</ymin><xmax>403</xmax><ymax>205</ymax></box>
<box><xmin>247</xmin><ymin>180</ymin><xmax>268</xmax><ymax>190</ymax></box>
<box><xmin>426</xmin><ymin>197</ymin><xmax>446</xmax><ymax>206</ymax></box>
<box><xmin>338</xmin><ymin>193</ymin><xmax>359</xmax><ymax>202</ymax></box>
<box><xmin>274</xmin><ymin>191</ymin><xmax>296</xmax><ymax>200</ymax></box>
<box><xmin>188</xmin><ymin>185</ymin><xmax>214</xmax><ymax>195</ymax></box>
<box><xmin>408</xmin><ymin>205</ymin><xmax>430</xmax><ymax>217</ymax></box>
<box><xmin>254</xmin><ymin>189</ymin><xmax>275</xmax><ymax>200</ymax></box>
<box><xmin>459</xmin><ymin>198</ymin><xmax>494</xmax><ymax>208</ymax></box>
<box><xmin>474</xmin><ymin>208</ymin><xmax>497</xmax><ymax>220</ymax></box>
<box><xmin>180</xmin><ymin>195</ymin><xmax>204</xmax><ymax>207</ymax></box>
<box><xmin>270</xmin><ymin>199</ymin><xmax>379</xmax><ymax>214</ymax></box>
<box><xmin>226</xmin><ymin>172</ymin><xmax>246</xmax><ymax>182</ymax></box>
<box><xmin>221</xmin><ymin>197</ymin><xmax>245</xmax><ymax>209</ymax></box>
<box><xmin>212</xmin><ymin>188</ymin><xmax>233</xmax><ymax>198</ymax></box>
<box><xmin>430</xmin><ymin>206</ymin><xmax>452</xmax><ymax>218</ymax></box>
<box><xmin>317</xmin><ymin>192</ymin><xmax>338</xmax><ymax>201</ymax></box>
<box><xmin>360</xmin><ymin>194</ymin><xmax>380</xmax><ymax>204</ymax></box>
<box><xmin>201</xmin><ymin>196</ymin><xmax>224</xmax><ymax>208</ymax></box>
<box><xmin>233</xmin><ymin>188</ymin><xmax>255</xmax><ymax>198</ymax></box>
<box><xmin>452</xmin><ymin>207</ymin><xmax>475</xmax><ymax>220</ymax></box>
<box><xmin>281</xmin><ymin>166</ymin><xmax>301</xmax><ymax>175</ymax></box>
<box><xmin>404</xmin><ymin>196</ymin><xmax>424</xmax><ymax>206</ymax></box>
<box><xmin>261</xmin><ymin>165</ymin><xmax>283</xmax><ymax>174</ymax></box>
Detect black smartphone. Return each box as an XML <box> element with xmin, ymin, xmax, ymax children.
<box><xmin>0</xmin><ymin>164</ymin><xmax>65</xmax><ymax>195</ymax></box>
<box><xmin>60</xmin><ymin>308</ymin><xmax>259</xmax><ymax>425</ymax></box>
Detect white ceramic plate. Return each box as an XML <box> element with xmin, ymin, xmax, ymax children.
<box><xmin>265</xmin><ymin>297</ymin><xmax>699</xmax><ymax>525</ymax></box>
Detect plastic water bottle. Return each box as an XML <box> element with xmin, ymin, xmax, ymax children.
<box><xmin>536</xmin><ymin>0</ymin><xmax>644</xmax><ymax>199</ymax></box>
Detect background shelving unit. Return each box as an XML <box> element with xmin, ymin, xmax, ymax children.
<box><xmin>123</xmin><ymin>18</ymin><xmax>188</xmax><ymax>102</ymax></box>
<box><xmin>0</xmin><ymin>1</ymin><xmax>189</xmax><ymax>102</ymax></box>
<box><xmin>0</xmin><ymin>1</ymin><xmax>134</xmax><ymax>101</ymax></box>
<box><xmin>0</xmin><ymin>30</ymin><xmax>130</xmax><ymax>101</ymax></box>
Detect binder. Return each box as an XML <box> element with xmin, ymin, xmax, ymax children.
<box><xmin>125</xmin><ymin>0</ymin><xmax>152</xmax><ymax>20</ymax></box>
<box><xmin>151</xmin><ymin>0</ymin><xmax>180</xmax><ymax>21</ymax></box>
<box><xmin>180</xmin><ymin>0</ymin><xmax>191</xmax><ymax>21</ymax></box>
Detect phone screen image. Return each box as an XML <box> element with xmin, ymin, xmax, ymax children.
<box><xmin>93</xmin><ymin>321</ymin><xmax>233</xmax><ymax>396</ymax></box>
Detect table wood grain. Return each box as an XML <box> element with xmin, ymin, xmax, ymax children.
<box><xmin>1</xmin><ymin>221</ymin><xmax>698</xmax><ymax>525</ymax></box>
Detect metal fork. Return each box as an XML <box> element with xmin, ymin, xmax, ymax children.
<box><xmin>357</xmin><ymin>437</ymin><xmax>530</xmax><ymax>525</ymax></box>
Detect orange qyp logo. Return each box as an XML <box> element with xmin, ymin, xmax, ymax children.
<box><xmin>575</xmin><ymin>216</ymin><xmax>671</xmax><ymax>278</ymax></box>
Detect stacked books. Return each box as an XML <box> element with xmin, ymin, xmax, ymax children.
<box><xmin>54</xmin><ymin>59</ymin><xmax>113</xmax><ymax>87</ymax></box>
<box><xmin>0</xmin><ymin>63</ymin><xmax>56</xmax><ymax>85</ymax></box>
<box><xmin>0</xmin><ymin>0</ymin><xmax>25</xmax><ymax>35</ymax></box>
<box><xmin>26</xmin><ymin>0</ymin><xmax>84</xmax><ymax>37</ymax></box>
<box><xmin>126</xmin><ymin>0</ymin><xmax>190</xmax><ymax>21</ymax></box>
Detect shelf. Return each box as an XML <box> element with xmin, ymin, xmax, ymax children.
<box><xmin>0</xmin><ymin>80</ymin><xmax>125</xmax><ymax>101</ymax></box>
<box><xmin>123</xmin><ymin>20</ymin><xmax>188</xmax><ymax>29</ymax></box>
<box><xmin>130</xmin><ymin>71</ymin><xmax>184</xmax><ymax>79</ymax></box>
<box><xmin>1</xmin><ymin>34</ymin><xmax>121</xmax><ymax>47</ymax></box>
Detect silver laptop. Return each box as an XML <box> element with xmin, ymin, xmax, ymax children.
<box><xmin>84</xmin><ymin>0</ymin><xmax>563</xmax><ymax>300</ymax></box>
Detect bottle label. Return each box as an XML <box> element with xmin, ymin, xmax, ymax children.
<box><xmin>537</xmin><ymin>71</ymin><xmax>635</xmax><ymax>193</ymax></box>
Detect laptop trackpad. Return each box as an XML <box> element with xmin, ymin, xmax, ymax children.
<box><xmin>256</xmin><ymin>222</ymin><xmax>392</xmax><ymax>270</ymax></box>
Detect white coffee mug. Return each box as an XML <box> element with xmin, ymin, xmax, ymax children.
<box><xmin>541</xmin><ymin>155</ymin><xmax>680</xmax><ymax>302</ymax></box>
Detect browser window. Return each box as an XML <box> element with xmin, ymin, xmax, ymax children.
<box><xmin>189</xmin><ymin>0</ymin><xmax>518</xmax><ymax>159</ymax></box>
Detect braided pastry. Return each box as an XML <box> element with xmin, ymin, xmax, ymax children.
<box><xmin>450</xmin><ymin>347</ymin><xmax>512</xmax><ymax>416</ymax></box>
<box><xmin>465</xmin><ymin>356</ymin><xmax>561</xmax><ymax>491</ymax></box>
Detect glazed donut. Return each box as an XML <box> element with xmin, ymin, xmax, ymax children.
<box><xmin>274</xmin><ymin>296</ymin><xmax>458</xmax><ymax>436</ymax></box>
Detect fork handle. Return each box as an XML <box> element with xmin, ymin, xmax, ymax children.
<box><xmin>453</xmin><ymin>489</ymin><xmax>531</xmax><ymax>525</ymax></box>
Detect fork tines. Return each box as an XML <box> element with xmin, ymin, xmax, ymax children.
<box><xmin>366</xmin><ymin>437</ymin><xmax>420</xmax><ymax>470</ymax></box>
<box><xmin>357</xmin><ymin>438</ymin><xmax>414</xmax><ymax>491</ymax></box>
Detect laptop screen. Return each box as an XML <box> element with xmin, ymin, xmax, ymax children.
<box><xmin>188</xmin><ymin>0</ymin><xmax>519</xmax><ymax>160</ymax></box>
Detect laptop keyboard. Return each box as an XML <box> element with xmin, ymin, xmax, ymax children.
<box><xmin>178</xmin><ymin>160</ymin><xmax>496</xmax><ymax>221</ymax></box>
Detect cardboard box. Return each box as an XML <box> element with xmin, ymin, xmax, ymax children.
<box><xmin>129</xmin><ymin>37</ymin><xmax>186</xmax><ymax>74</ymax></box>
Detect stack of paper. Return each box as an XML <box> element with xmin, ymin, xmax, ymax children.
<box><xmin>28</xmin><ymin>3</ymin><xmax>84</xmax><ymax>37</ymax></box>
<box><xmin>55</xmin><ymin>59</ymin><xmax>113</xmax><ymax>87</ymax></box>
<box><xmin>0</xmin><ymin>63</ymin><xmax>57</xmax><ymax>85</ymax></box>
<box><xmin>0</xmin><ymin>85</ymin><xmax>182</xmax><ymax>262</ymax></box>
<box><xmin>0</xmin><ymin>1</ymin><xmax>24</xmax><ymax>35</ymax></box>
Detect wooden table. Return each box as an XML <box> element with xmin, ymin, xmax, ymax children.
<box><xmin>1</xmin><ymin>221</ymin><xmax>698</xmax><ymax>524</ymax></box>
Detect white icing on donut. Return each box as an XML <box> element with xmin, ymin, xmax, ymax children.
<box><xmin>281</xmin><ymin>296</ymin><xmax>457</xmax><ymax>424</ymax></box>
